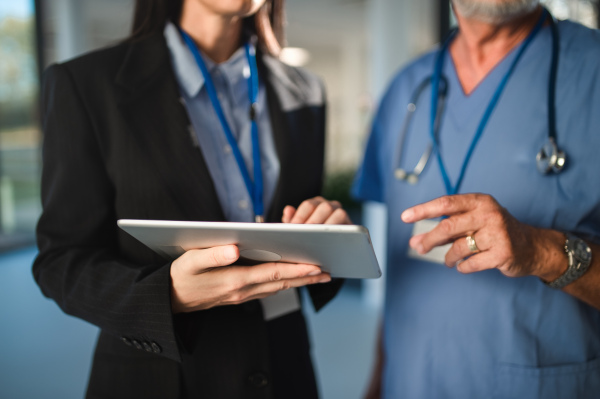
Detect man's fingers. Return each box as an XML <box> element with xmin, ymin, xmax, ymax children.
<box><xmin>444</xmin><ymin>230</ymin><xmax>490</xmax><ymax>267</ymax></box>
<box><xmin>401</xmin><ymin>194</ymin><xmax>490</xmax><ymax>223</ymax></box>
<box><xmin>416</xmin><ymin>213</ymin><xmax>482</xmax><ymax>253</ymax></box>
<box><xmin>454</xmin><ymin>251</ymin><xmax>498</xmax><ymax>274</ymax></box>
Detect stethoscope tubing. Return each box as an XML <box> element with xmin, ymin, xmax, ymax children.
<box><xmin>394</xmin><ymin>7</ymin><xmax>564</xmax><ymax>187</ymax></box>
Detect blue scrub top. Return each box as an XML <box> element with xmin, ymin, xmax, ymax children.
<box><xmin>354</xmin><ymin>20</ymin><xmax>600</xmax><ymax>398</ymax></box>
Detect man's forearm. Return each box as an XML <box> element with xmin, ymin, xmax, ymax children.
<box><xmin>532</xmin><ymin>228</ymin><xmax>600</xmax><ymax>310</ymax></box>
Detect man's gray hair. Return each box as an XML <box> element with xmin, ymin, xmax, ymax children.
<box><xmin>452</xmin><ymin>0</ymin><xmax>540</xmax><ymax>24</ymax></box>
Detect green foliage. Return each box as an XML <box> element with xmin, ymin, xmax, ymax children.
<box><xmin>0</xmin><ymin>16</ymin><xmax>38</xmax><ymax>130</ymax></box>
<box><xmin>322</xmin><ymin>169</ymin><xmax>360</xmax><ymax>211</ymax></box>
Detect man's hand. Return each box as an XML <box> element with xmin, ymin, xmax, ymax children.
<box><xmin>282</xmin><ymin>196</ymin><xmax>352</xmax><ymax>225</ymax></box>
<box><xmin>401</xmin><ymin>193</ymin><xmax>565</xmax><ymax>278</ymax></box>
<box><xmin>170</xmin><ymin>245</ymin><xmax>331</xmax><ymax>313</ymax></box>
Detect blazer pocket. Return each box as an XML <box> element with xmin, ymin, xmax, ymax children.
<box><xmin>494</xmin><ymin>357</ymin><xmax>600</xmax><ymax>399</ymax></box>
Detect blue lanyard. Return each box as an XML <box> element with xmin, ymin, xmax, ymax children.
<box><xmin>430</xmin><ymin>9</ymin><xmax>548</xmax><ymax>195</ymax></box>
<box><xmin>178</xmin><ymin>28</ymin><xmax>265</xmax><ymax>222</ymax></box>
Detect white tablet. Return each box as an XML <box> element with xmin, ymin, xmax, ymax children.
<box><xmin>118</xmin><ymin>219</ymin><xmax>381</xmax><ymax>279</ymax></box>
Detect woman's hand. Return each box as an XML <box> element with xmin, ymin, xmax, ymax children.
<box><xmin>282</xmin><ymin>196</ymin><xmax>352</xmax><ymax>225</ymax></box>
<box><xmin>170</xmin><ymin>244</ymin><xmax>331</xmax><ymax>313</ymax></box>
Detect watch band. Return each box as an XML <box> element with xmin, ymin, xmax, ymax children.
<box><xmin>546</xmin><ymin>233</ymin><xmax>593</xmax><ymax>289</ymax></box>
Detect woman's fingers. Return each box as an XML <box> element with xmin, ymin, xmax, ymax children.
<box><xmin>289</xmin><ymin>196</ymin><xmax>326</xmax><ymax>223</ymax></box>
<box><xmin>173</xmin><ymin>245</ymin><xmax>240</xmax><ymax>275</ymax></box>
<box><xmin>235</xmin><ymin>271</ymin><xmax>333</xmax><ymax>304</ymax></box>
<box><xmin>285</xmin><ymin>196</ymin><xmax>351</xmax><ymax>225</ymax></box>
<box><xmin>324</xmin><ymin>208</ymin><xmax>352</xmax><ymax>224</ymax></box>
<box><xmin>281</xmin><ymin>205</ymin><xmax>297</xmax><ymax>223</ymax></box>
<box><xmin>304</xmin><ymin>201</ymin><xmax>342</xmax><ymax>224</ymax></box>
<box><xmin>170</xmin><ymin>248</ymin><xmax>330</xmax><ymax>313</ymax></box>
<box><xmin>237</xmin><ymin>273</ymin><xmax>332</xmax><ymax>304</ymax></box>
<box><xmin>234</xmin><ymin>261</ymin><xmax>324</xmax><ymax>286</ymax></box>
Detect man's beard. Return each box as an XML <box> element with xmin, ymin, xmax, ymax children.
<box><xmin>452</xmin><ymin>0</ymin><xmax>540</xmax><ymax>24</ymax></box>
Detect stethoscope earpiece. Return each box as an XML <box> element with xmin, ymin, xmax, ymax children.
<box><xmin>395</xmin><ymin>168</ymin><xmax>419</xmax><ymax>184</ymax></box>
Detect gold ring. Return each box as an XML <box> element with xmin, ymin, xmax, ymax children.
<box><xmin>466</xmin><ymin>235</ymin><xmax>479</xmax><ymax>253</ymax></box>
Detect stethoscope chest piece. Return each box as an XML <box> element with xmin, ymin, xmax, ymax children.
<box><xmin>536</xmin><ymin>138</ymin><xmax>566</xmax><ymax>174</ymax></box>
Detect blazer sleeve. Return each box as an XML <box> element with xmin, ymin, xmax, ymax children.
<box><xmin>32</xmin><ymin>64</ymin><xmax>182</xmax><ymax>363</ymax></box>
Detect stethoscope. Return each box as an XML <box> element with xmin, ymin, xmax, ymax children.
<box><xmin>395</xmin><ymin>8</ymin><xmax>565</xmax><ymax>189</ymax></box>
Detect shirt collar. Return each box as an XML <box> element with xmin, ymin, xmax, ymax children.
<box><xmin>164</xmin><ymin>21</ymin><xmax>251</xmax><ymax>100</ymax></box>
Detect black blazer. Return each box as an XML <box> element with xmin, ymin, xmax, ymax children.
<box><xmin>33</xmin><ymin>31</ymin><xmax>342</xmax><ymax>399</ymax></box>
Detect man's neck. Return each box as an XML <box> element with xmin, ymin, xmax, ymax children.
<box><xmin>179</xmin><ymin>2</ymin><xmax>243</xmax><ymax>64</ymax></box>
<box><xmin>449</xmin><ymin>6</ymin><xmax>543</xmax><ymax>95</ymax></box>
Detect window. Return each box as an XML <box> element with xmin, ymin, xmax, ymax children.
<box><xmin>543</xmin><ymin>0</ymin><xmax>599</xmax><ymax>28</ymax></box>
<box><xmin>0</xmin><ymin>0</ymin><xmax>41</xmax><ymax>250</ymax></box>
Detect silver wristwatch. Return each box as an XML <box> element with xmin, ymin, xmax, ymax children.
<box><xmin>546</xmin><ymin>233</ymin><xmax>593</xmax><ymax>289</ymax></box>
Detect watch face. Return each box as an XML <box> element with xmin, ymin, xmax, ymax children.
<box><xmin>574</xmin><ymin>239</ymin><xmax>592</xmax><ymax>263</ymax></box>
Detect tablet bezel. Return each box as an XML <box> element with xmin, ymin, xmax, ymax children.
<box><xmin>117</xmin><ymin>219</ymin><xmax>381</xmax><ymax>279</ymax></box>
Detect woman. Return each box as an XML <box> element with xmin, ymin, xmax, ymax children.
<box><xmin>33</xmin><ymin>0</ymin><xmax>346</xmax><ymax>397</ymax></box>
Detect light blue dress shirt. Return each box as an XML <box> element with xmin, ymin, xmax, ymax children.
<box><xmin>164</xmin><ymin>22</ymin><xmax>280</xmax><ymax>222</ymax></box>
<box><xmin>354</xmin><ymin>20</ymin><xmax>600</xmax><ymax>398</ymax></box>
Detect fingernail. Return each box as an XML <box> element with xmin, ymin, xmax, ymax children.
<box><xmin>401</xmin><ymin>209</ymin><xmax>413</xmax><ymax>222</ymax></box>
<box><xmin>410</xmin><ymin>234</ymin><xmax>422</xmax><ymax>247</ymax></box>
<box><xmin>319</xmin><ymin>275</ymin><xmax>331</xmax><ymax>283</ymax></box>
<box><xmin>308</xmin><ymin>270</ymin><xmax>321</xmax><ymax>276</ymax></box>
<box><xmin>225</xmin><ymin>246</ymin><xmax>238</xmax><ymax>260</ymax></box>
<box><xmin>417</xmin><ymin>244</ymin><xmax>425</xmax><ymax>254</ymax></box>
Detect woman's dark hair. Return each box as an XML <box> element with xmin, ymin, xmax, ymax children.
<box><xmin>130</xmin><ymin>0</ymin><xmax>285</xmax><ymax>56</ymax></box>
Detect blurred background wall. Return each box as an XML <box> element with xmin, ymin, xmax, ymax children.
<box><xmin>0</xmin><ymin>1</ymin><xmax>598</xmax><ymax>398</ymax></box>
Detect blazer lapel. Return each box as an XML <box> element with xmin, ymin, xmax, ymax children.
<box><xmin>262</xmin><ymin>56</ymin><xmax>303</xmax><ymax>223</ymax></box>
<box><xmin>115</xmin><ymin>33</ymin><xmax>225</xmax><ymax>222</ymax></box>
<box><xmin>261</xmin><ymin>55</ymin><xmax>326</xmax><ymax>223</ymax></box>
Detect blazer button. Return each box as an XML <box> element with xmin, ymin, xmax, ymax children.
<box><xmin>151</xmin><ymin>342</ymin><xmax>162</xmax><ymax>354</ymax></box>
<box><xmin>142</xmin><ymin>341</ymin><xmax>153</xmax><ymax>352</ymax></box>
<box><xmin>248</xmin><ymin>372</ymin><xmax>269</xmax><ymax>388</ymax></box>
<box><xmin>121</xmin><ymin>337</ymin><xmax>132</xmax><ymax>346</ymax></box>
<box><xmin>132</xmin><ymin>340</ymin><xmax>143</xmax><ymax>350</ymax></box>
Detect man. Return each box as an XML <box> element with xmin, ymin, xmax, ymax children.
<box><xmin>354</xmin><ymin>0</ymin><xmax>600</xmax><ymax>397</ymax></box>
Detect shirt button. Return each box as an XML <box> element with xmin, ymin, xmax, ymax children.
<box><xmin>238</xmin><ymin>199</ymin><xmax>248</xmax><ymax>209</ymax></box>
<box><xmin>132</xmin><ymin>340</ymin><xmax>142</xmax><ymax>350</ymax></box>
<box><xmin>121</xmin><ymin>337</ymin><xmax>132</xmax><ymax>346</ymax></box>
<box><xmin>248</xmin><ymin>372</ymin><xmax>269</xmax><ymax>388</ymax></box>
<box><xmin>223</xmin><ymin>145</ymin><xmax>232</xmax><ymax>154</ymax></box>
<box><xmin>142</xmin><ymin>341</ymin><xmax>153</xmax><ymax>352</ymax></box>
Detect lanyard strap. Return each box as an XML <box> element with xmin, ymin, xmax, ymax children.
<box><xmin>430</xmin><ymin>8</ymin><xmax>548</xmax><ymax>196</ymax></box>
<box><xmin>178</xmin><ymin>28</ymin><xmax>264</xmax><ymax>222</ymax></box>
